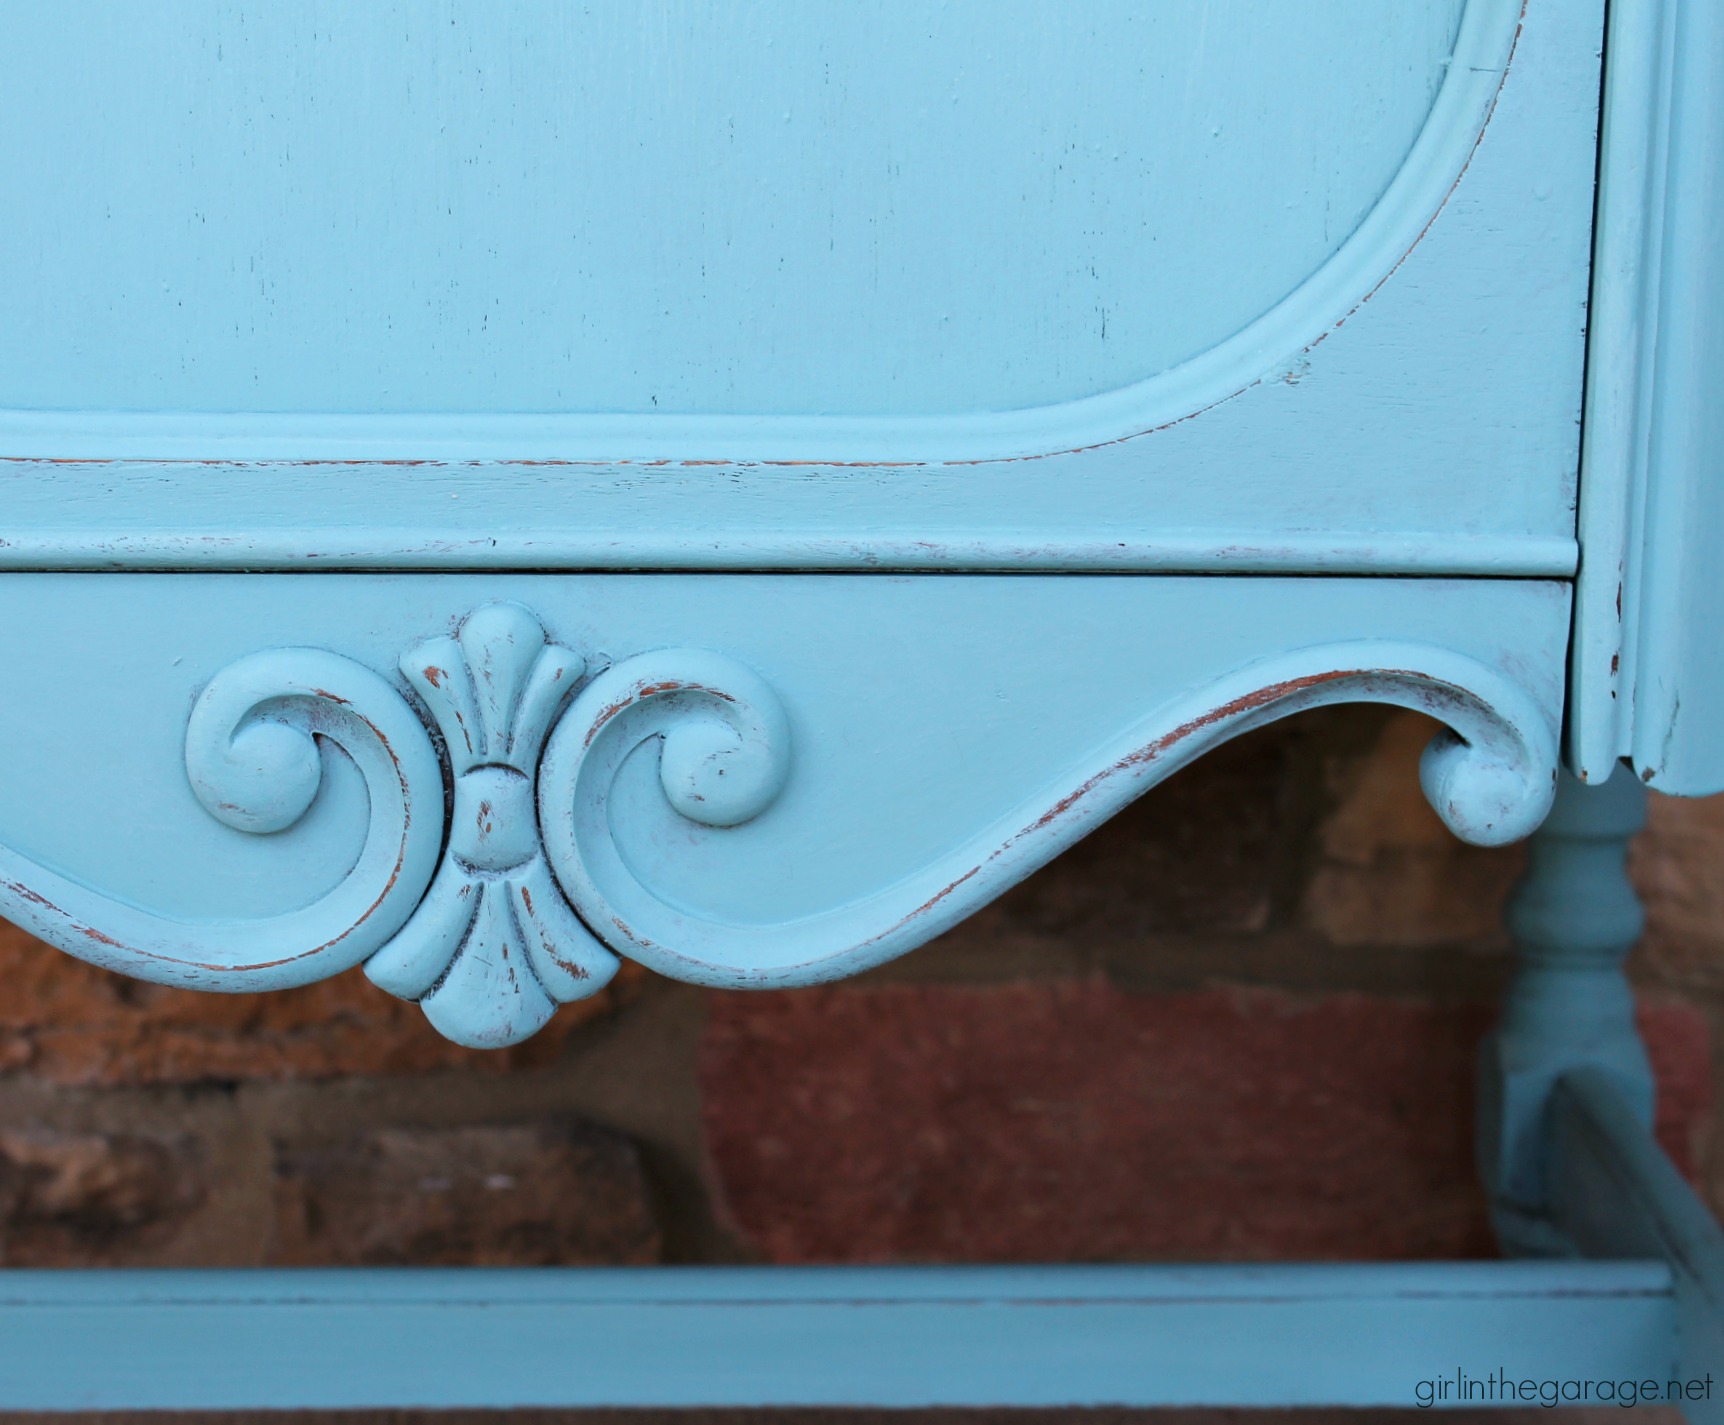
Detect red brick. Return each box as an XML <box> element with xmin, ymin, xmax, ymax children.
<box><xmin>1302</xmin><ymin>712</ymin><xmax>1523</xmax><ymax>947</ymax></box>
<box><xmin>970</xmin><ymin>724</ymin><xmax>1291</xmax><ymax>940</ymax></box>
<box><xmin>0</xmin><ymin>1128</ymin><xmax>206</xmax><ymax>1265</ymax></box>
<box><xmin>0</xmin><ymin>922</ymin><xmax>639</xmax><ymax>1085</ymax></box>
<box><xmin>270</xmin><ymin>1120</ymin><xmax>662</xmax><ymax>1266</ymax></box>
<box><xmin>701</xmin><ymin>982</ymin><xmax>1711</xmax><ymax>1265</ymax></box>
<box><xmin>1641</xmin><ymin>997</ymin><xmax>1714</xmax><ymax>1180</ymax></box>
<box><xmin>1632</xmin><ymin>791</ymin><xmax>1724</xmax><ymax>991</ymax></box>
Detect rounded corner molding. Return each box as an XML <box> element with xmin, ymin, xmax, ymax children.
<box><xmin>0</xmin><ymin>611</ymin><xmax>1554</xmax><ymax>1047</ymax></box>
<box><xmin>0</xmin><ymin>0</ymin><xmax>1520</xmax><ymax>466</ymax></box>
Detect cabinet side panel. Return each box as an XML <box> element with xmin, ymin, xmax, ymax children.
<box><xmin>1623</xmin><ymin>0</ymin><xmax>1724</xmax><ymax>794</ymax></box>
<box><xmin>1568</xmin><ymin>0</ymin><xmax>1672</xmax><ymax>782</ymax></box>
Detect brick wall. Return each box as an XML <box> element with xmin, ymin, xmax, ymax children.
<box><xmin>0</xmin><ymin>706</ymin><xmax>1716</xmax><ymax>1272</ymax></box>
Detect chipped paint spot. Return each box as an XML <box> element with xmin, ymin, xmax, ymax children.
<box><xmin>586</xmin><ymin>679</ymin><xmax>737</xmax><ymax>746</ymax></box>
<box><xmin>869</xmin><ymin>866</ymin><xmax>984</xmax><ymax>944</ymax></box>
<box><xmin>5</xmin><ymin>880</ymin><xmax>62</xmax><ymax>912</ymax></box>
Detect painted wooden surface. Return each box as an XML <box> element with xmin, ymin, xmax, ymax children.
<box><xmin>0</xmin><ymin>574</ymin><xmax>1565</xmax><ymax>1046</ymax></box>
<box><xmin>0</xmin><ymin>2</ymin><xmax>1468</xmax><ymax>420</ymax></box>
<box><xmin>0</xmin><ymin>1</ymin><xmax>1716</xmax><ymax>1411</ymax></box>
<box><xmin>0</xmin><ymin>1261</ymin><xmax>1675</xmax><ymax>1410</ymax></box>
<box><xmin>1</xmin><ymin>757</ymin><xmax>1711</xmax><ymax>1414</ymax></box>
<box><xmin>1606</xmin><ymin>0</ymin><xmax>1724</xmax><ymax>797</ymax></box>
<box><xmin>1473</xmin><ymin>771</ymin><xmax>1722</xmax><ymax>1424</ymax></box>
<box><xmin>1479</xmin><ymin>766</ymin><xmax>1655</xmax><ymax>1255</ymax></box>
<box><xmin>1569</xmin><ymin>0</ymin><xmax>1724</xmax><ymax>795</ymax></box>
<box><xmin>0</xmin><ymin>0</ymin><xmax>1600</xmax><ymax>571</ymax></box>
<box><xmin>1549</xmin><ymin>1070</ymin><xmax>1724</xmax><ymax>1425</ymax></box>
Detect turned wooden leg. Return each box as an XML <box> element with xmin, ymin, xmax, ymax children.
<box><xmin>1478</xmin><ymin>763</ymin><xmax>1655</xmax><ymax>1256</ymax></box>
<box><xmin>1492</xmin><ymin>771</ymin><xmax>1724</xmax><ymax>1420</ymax></box>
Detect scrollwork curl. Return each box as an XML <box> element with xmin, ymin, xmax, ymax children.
<box><xmin>0</xmin><ymin>649</ymin><xmax>443</xmax><ymax>992</ymax></box>
<box><xmin>536</xmin><ymin>639</ymin><xmax>1555</xmax><ymax>989</ymax></box>
<box><xmin>0</xmin><ymin>613</ymin><xmax>1559</xmax><ymax>1037</ymax></box>
<box><xmin>537</xmin><ymin>649</ymin><xmax>792</xmax><ymax>952</ymax></box>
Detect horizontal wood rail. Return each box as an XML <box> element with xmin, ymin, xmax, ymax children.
<box><xmin>0</xmin><ymin>1258</ymin><xmax>1674</xmax><ymax>1410</ymax></box>
<box><xmin>0</xmin><ymin>526</ymin><xmax>1579</xmax><ymax>577</ymax></box>
<box><xmin>1550</xmin><ymin>1067</ymin><xmax>1724</xmax><ymax>1425</ymax></box>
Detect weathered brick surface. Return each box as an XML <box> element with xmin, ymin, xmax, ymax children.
<box><xmin>1302</xmin><ymin>713</ymin><xmax>1523</xmax><ymax>948</ymax></box>
<box><xmin>270</xmin><ymin>1119</ymin><xmax>662</xmax><ymax>1266</ymax></box>
<box><xmin>0</xmin><ymin>703</ymin><xmax>1718</xmax><ymax>1279</ymax></box>
<box><xmin>701</xmin><ymin>982</ymin><xmax>1711</xmax><ymax>1265</ymax></box>
<box><xmin>1634</xmin><ymin>791</ymin><xmax>1724</xmax><ymax>991</ymax></box>
<box><xmin>972</xmin><ymin>725</ymin><xmax>1294</xmax><ymax>941</ymax></box>
<box><xmin>1645</xmin><ymin>995</ymin><xmax>1716</xmax><ymax>1179</ymax></box>
<box><xmin>0</xmin><ymin>921</ymin><xmax>637</xmax><ymax>1086</ymax></box>
<box><xmin>0</xmin><ymin>1127</ymin><xmax>206</xmax><ymax>1265</ymax></box>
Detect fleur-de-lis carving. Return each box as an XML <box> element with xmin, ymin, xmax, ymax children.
<box><xmin>364</xmin><ymin>603</ymin><xmax>620</xmax><ymax>1047</ymax></box>
<box><xmin>0</xmin><ymin>597</ymin><xmax>1552</xmax><ymax>1056</ymax></box>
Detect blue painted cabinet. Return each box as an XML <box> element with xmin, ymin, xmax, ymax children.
<box><xmin>0</xmin><ymin>0</ymin><xmax>1720</xmax><ymax>1411</ymax></box>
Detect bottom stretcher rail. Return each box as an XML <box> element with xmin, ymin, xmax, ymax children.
<box><xmin>0</xmin><ymin>1256</ymin><xmax>1676</xmax><ymax>1410</ymax></box>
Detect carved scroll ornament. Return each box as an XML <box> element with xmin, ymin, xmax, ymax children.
<box><xmin>0</xmin><ymin>604</ymin><xmax>1556</xmax><ymax>1047</ymax></box>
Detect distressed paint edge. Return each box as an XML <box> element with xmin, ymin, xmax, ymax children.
<box><xmin>0</xmin><ymin>624</ymin><xmax>1560</xmax><ymax>1029</ymax></box>
<box><xmin>0</xmin><ymin>0</ymin><xmax>1521</xmax><ymax>466</ymax></box>
<box><xmin>1568</xmin><ymin>0</ymin><xmax>1675</xmax><ymax>780</ymax></box>
<box><xmin>1571</xmin><ymin>0</ymin><xmax>1724</xmax><ymax>794</ymax></box>
<box><xmin>0</xmin><ymin>528</ymin><xmax>1580</xmax><ymax>577</ymax></box>
<box><xmin>1623</xmin><ymin>0</ymin><xmax>1724</xmax><ymax>793</ymax></box>
<box><xmin>0</xmin><ymin>649</ymin><xmax>446</xmax><ymax>994</ymax></box>
<box><xmin>542</xmin><ymin>638</ymin><xmax>1559</xmax><ymax>990</ymax></box>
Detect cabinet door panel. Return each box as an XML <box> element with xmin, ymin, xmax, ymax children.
<box><xmin>0</xmin><ymin>1</ymin><xmax>1602</xmax><ymax>573</ymax></box>
<box><xmin>0</xmin><ymin>1</ymin><xmax>1463</xmax><ymax>421</ymax></box>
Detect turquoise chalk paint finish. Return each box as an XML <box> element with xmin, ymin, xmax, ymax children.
<box><xmin>0</xmin><ymin>0</ymin><xmax>1721</xmax><ymax>1411</ymax></box>
<box><xmin>0</xmin><ymin>1262</ymin><xmax>1675</xmax><ymax>1410</ymax></box>
<box><xmin>0</xmin><ymin>0</ymin><xmax>1599</xmax><ymax>569</ymax></box>
<box><xmin>1570</xmin><ymin>0</ymin><xmax>1724</xmax><ymax>794</ymax></box>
